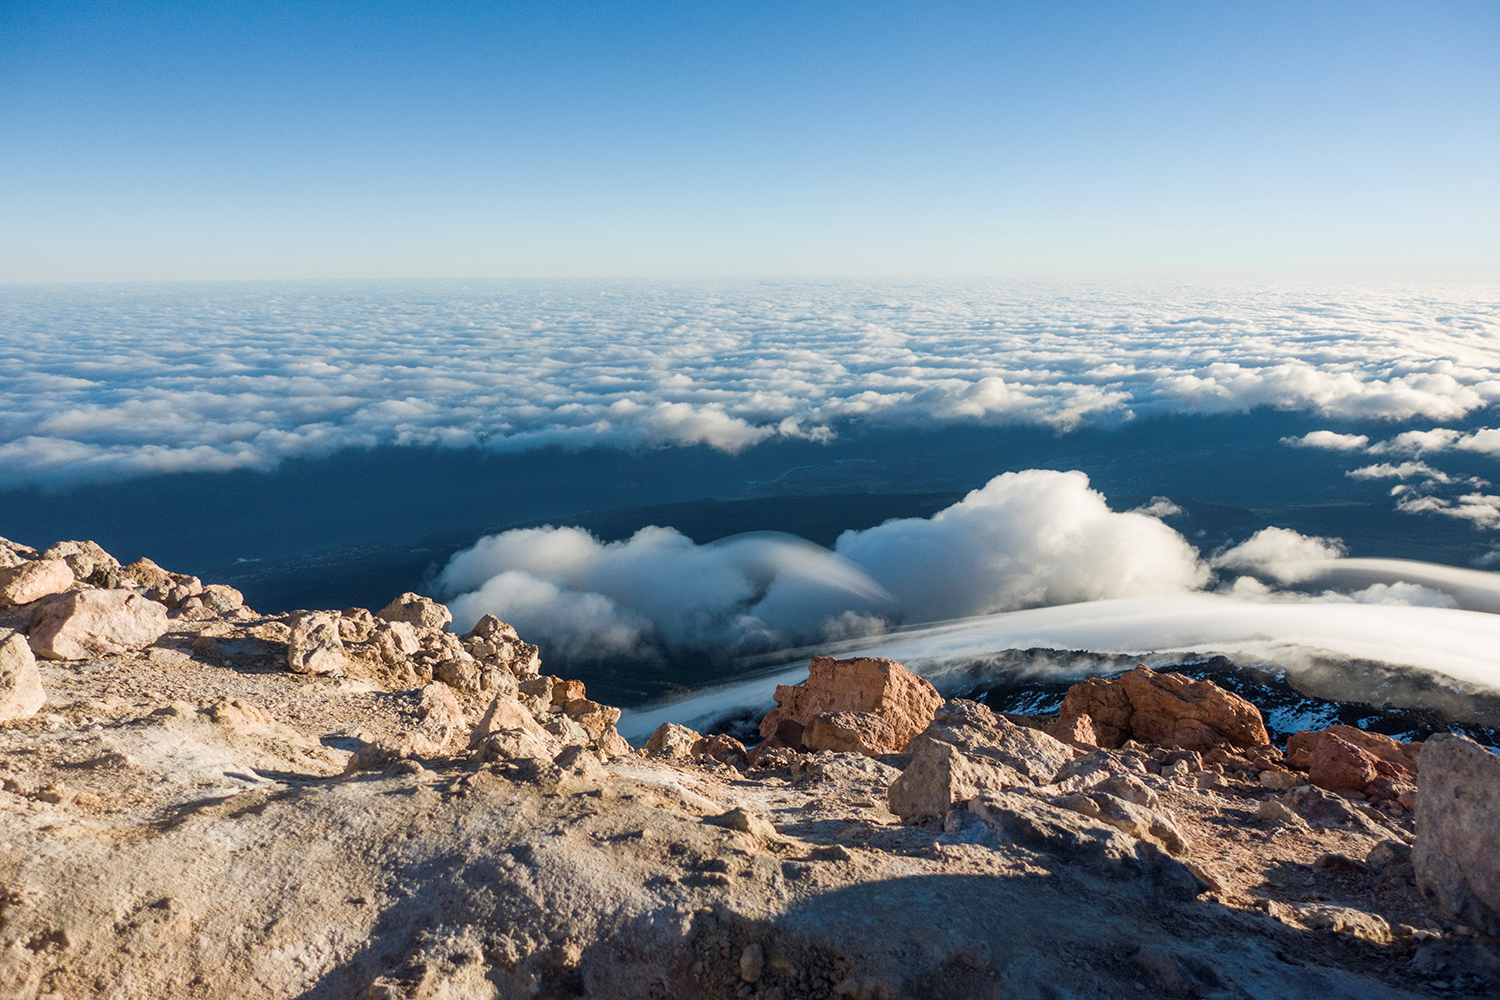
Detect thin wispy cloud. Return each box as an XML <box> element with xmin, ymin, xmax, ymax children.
<box><xmin>3</xmin><ymin>280</ymin><xmax>1499</xmax><ymax>489</ymax></box>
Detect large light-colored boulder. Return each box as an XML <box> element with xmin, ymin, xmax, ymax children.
<box><xmin>377</xmin><ymin>593</ymin><xmax>453</xmax><ymax>632</ymax></box>
<box><xmin>887</xmin><ymin>740</ymin><xmax>1020</xmax><ymax>819</ymax></box>
<box><xmin>1415</xmin><ymin>734</ymin><xmax>1500</xmax><ymax>935</ymax></box>
<box><xmin>0</xmin><ymin>559</ymin><xmax>74</xmax><ymax>608</ymax></box>
<box><xmin>644</xmin><ymin>722</ymin><xmax>701</xmax><ymax>757</ymax></box>
<box><xmin>1058</xmin><ymin>664</ymin><xmax>1269</xmax><ymax>751</ymax></box>
<box><xmin>27</xmin><ymin>589</ymin><xmax>169</xmax><ymax>660</ymax></box>
<box><xmin>285</xmin><ymin>612</ymin><xmax>347</xmax><ymax>675</ymax></box>
<box><xmin>41</xmin><ymin>540</ymin><xmax>121</xmax><ymax>586</ymax></box>
<box><xmin>907</xmin><ymin>699</ymin><xmax>1075</xmax><ymax>784</ymax></box>
<box><xmin>758</xmin><ymin>656</ymin><xmax>940</xmax><ymax>752</ymax></box>
<box><xmin>0</xmin><ymin>631</ymin><xmax>46</xmax><ymax>721</ymax></box>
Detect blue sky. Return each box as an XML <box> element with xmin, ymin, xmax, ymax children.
<box><xmin>2</xmin><ymin>1</ymin><xmax>1497</xmax><ymax>280</ymax></box>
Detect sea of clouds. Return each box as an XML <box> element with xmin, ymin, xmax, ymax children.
<box><xmin>3</xmin><ymin>279</ymin><xmax>1499</xmax><ymax>489</ymax></box>
<box><xmin>437</xmin><ymin>469</ymin><xmax>1500</xmax><ymax>680</ymax></box>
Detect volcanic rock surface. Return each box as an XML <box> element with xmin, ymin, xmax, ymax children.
<box><xmin>0</xmin><ymin>536</ymin><xmax>1493</xmax><ymax>1000</ymax></box>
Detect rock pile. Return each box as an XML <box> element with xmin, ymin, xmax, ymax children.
<box><xmin>0</xmin><ymin>533</ymin><xmax>1495</xmax><ymax>1000</ymax></box>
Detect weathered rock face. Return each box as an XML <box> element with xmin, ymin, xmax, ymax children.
<box><xmin>377</xmin><ymin>592</ymin><xmax>453</xmax><ymax>632</ymax></box>
<box><xmin>199</xmin><ymin>583</ymin><xmax>245</xmax><ymax>614</ymax></box>
<box><xmin>757</xmin><ymin>656</ymin><xmax>940</xmax><ymax>752</ymax></box>
<box><xmin>0</xmin><ymin>536</ymin><xmax>38</xmax><ymax>568</ymax></box>
<box><xmin>801</xmin><ymin>711</ymin><xmax>899</xmax><ymax>756</ymax></box>
<box><xmin>907</xmin><ymin>699</ymin><xmax>1075</xmax><ymax>784</ymax></box>
<box><xmin>0</xmin><ymin>630</ymin><xmax>46</xmax><ymax>721</ymax></box>
<box><xmin>1058</xmin><ymin>664</ymin><xmax>1269</xmax><ymax>751</ymax></box>
<box><xmin>469</xmin><ymin>693</ymin><xmax>559</xmax><ymax>761</ymax></box>
<box><xmin>887</xmin><ymin>739</ymin><xmax>1020</xmax><ymax>819</ymax></box>
<box><xmin>286</xmin><ymin>612</ymin><xmax>348</xmax><ymax>675</ymax></box>
<box><xmin>26</xmin><ymin>589</ymin><xmax>170</xmax><ymax>660</ymax></box>
<box><xmin>121</xmin><ymin>556</ymin><xmax>205</xmax><ymax>608</ymax></box>
<box><xmin>1414</xmin><ymin>734</ymin><xmax>1500</xmax><ymax>935</ymax></box>
<box><xmin>41</xmin><ymin>539</ymin><xmax>121</xmax><ymax>587</ymax></box>
<box><xmin>0</xmin><ymin>558</ymin><xmax>74</xmax><ymax>608</ymax></box>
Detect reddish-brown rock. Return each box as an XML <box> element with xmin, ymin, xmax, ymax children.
<box><xmin>1057</xmin><ymin>665</ymin><xmax>1269</xmax><ymax>752</ymax></box>
<box><xmin>1307</xmin><ymin>733</ymin><xmax>1381</xmax><ymax>793</ymax></box>
<box><xmin>801</xmin><ymin>711</ymin><xmax>900</xmax><ymax>756</ymax></box>
<box><xmin>757</xmin><ymin>656</ymin><xmax>941</xmax><ymax>752</ymax></box>
<box><xmin>27</xmin><ymin>589</ymin><xmax>169</xmax><ymax>660</ymax></box>
<box><xmin>1045</xmin><ymin>713</ymin><xmax>1099</xmax><ymax>750</ymax></box>
<box><xmin>1285</xmin><ymin>725</ymin><xmax>1419</xmax><ymax>796</ymax></box>
<box><xmin>1286</xmin><ymin>725</ymin><xmax>1418</xmax><ymax>774</ymax></box>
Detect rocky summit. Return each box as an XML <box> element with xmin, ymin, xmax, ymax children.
<box><xmin>1</xmin><ymin>536</ymin><xmax>1498</xmax><ymax>1000</ymax></box>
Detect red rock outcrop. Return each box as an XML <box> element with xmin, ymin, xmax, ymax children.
<box><xmin>758</xmin><ymin>656</ymin><xmax>941</xmax><ymax>752</ymax></box>
<box><xmin>1057</xmin><ymin>665</ymin><xmax>1269</xmax><ymax>752</ymax></box>
<box><xmin>1285</xmin><ymin>725</ymin><xmax>1419</xmax><ymax>794</ymax></box>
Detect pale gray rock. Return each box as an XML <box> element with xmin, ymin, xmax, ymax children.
<box><xmin>887</xmin><ymin>739</ymin><xmax>1021</xmax><ymax>819</ymax></box>
<box><xmin>0</xmin><ymin>630</ymin><xmax>46</xmax><ymax>721</ymax></box>
<box><xmin>0</xmin><ymin>558</ymin><xmax>74</xmax><ymax>608</ymax></box>
<box><xmin>1415</xmin><ymin>733</ymin><xmax>1500</xmax><ymax>935</ymax></box>
<box><xmin>377</xmin><ymin>592</ymin><xmax>453</xmax><ymax>631</ymax></box>
<box><xmin>285</xmin><ymin>612</ymin><xmax>347</xmax><ymax>675</ymax></box>
<box><xmin>906</xmin><ymin>698</ymin><xmax>1074</xmax><ymax>784</ymax></box>
<box><xmin>27</xmin><ymin>588</ymin><xmax>169</xmax><ymax>660</ymax></box>
<box><xmin>644</xmin><ymin>722</ymin><xmax>701</xmax><ymax>757</ymax></box>
<box><xmin>967</xmin><ymin>791</ymin><xmax>1204</xmax><ymax>899</ymax></box>
<box><xmin>1049</xmin><ymin>790</ymin><xmax>1190</xmax><ymax>855</ymax></box>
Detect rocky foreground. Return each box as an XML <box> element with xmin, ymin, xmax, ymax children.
<box><xmin>2</xmin><ymin>538</ymin><xmax>1499</xmax><ymax>1000</ymax></box>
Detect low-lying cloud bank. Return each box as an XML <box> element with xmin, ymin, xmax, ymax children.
<box><xmin>4</xmin><ymin>280</ymin><xmax>1500</xmax><ymax>488</ymax></box>
<box><xmin>617</xmin><ymin>595</ymin><xmax>1500</xmax><ymax>740</ymax></box>
<box><xmin>438</xmin><ymin>469</ymin><xmax>1500</xmax><ymax>673</ymax></box>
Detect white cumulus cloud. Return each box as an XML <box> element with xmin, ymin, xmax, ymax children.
<box><xmin>439</xmin><ymin>469</ymin><xmax>1210</xmax><ymax>664</ymax></box>
<box><xmin>1280</xmin><ymin>430</ymin><xmax>1370</xmax><ymax>451</ymax></box>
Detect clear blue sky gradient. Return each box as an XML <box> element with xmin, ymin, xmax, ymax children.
<box><xmin>2</xmin><ymin>1</ymin><xmax>1497</xmax><ymax>280</ymax></box>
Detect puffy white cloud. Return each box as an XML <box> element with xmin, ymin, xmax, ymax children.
<box><xmin>439</xmin><ymin>526</ymin><xmax>896</xmax><ymax>660</ymax></box>
<box><xmin>1397</xmin><ymin>492</ymin><xmax>1500</xmax><ymax>530</ymax></box>
<box><xmin>1210</xmin><ymin>527</ymin><xmax>1348</xmax><ymax>583</ymax></box>
<box><xmin>1280</xmin><ymin>430</ymin><xmax>1370</xmax><ymax>451</ymax></box>
<box><xmin>440</xmin><ymin>470</ymin><xmax>1209</xmax><ymax>664</ymax></box>
<box><xmin>1130</xmin><ymin>496</ymin><xmax>1184</xmax><ymax>518</ymax></box>
<box><xmin>3</xmin><ymin>280</ymin><xmax>1500</xmax><ymax>487</ymax></box>
<box><xmin>1347</xmin><ymin>461</ymin><xmax>1452</xmax><ymax>482</ymax></box>
<box><xmin>833</xmin><ymin>471</ymin><xmax>1209</xmax><ymax>621</ymax></box>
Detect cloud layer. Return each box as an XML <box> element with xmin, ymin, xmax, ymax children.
<box><xmin>438</xmin><ymin>469</ymin><xmax>1500</xmax><ymax>672</ymax></box>
<box><xmin>3</xmin><ymin>279</ymin><xmax>1500</xmax><ymax>488</ymax></box>
<box><xmin>439</xmin><ymin>470</ymin><xmax>1209</xmax><ymax>661</ymax></box>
